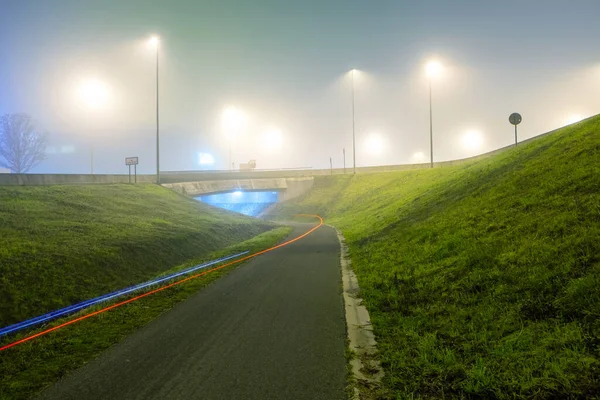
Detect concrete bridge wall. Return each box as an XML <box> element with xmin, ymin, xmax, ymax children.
<box><xmin>158</xmin><ymin>142</ymin><xmax>518</xmax><ymax>183</ymax></box>
<box><xmin>0</xmin><ymin>123</ymin><xmax>572</xmax><ymax>186</ymax></box>
<box><xmin>0</xmin><ymin>173</ymin><xmax>156</xmax><ymax>186</ymax></box>
<box><xmin>162</xmin><ymin>177</ymin><xmax>315</xmax><ymax>201</ymax></box>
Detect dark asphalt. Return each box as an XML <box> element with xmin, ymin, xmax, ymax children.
<box><xmin>37</xmin><ymin>223</ymin><xmax>346</xmax><ymax>400</ymax></box>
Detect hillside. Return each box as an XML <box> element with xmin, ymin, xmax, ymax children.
<box><xmin>275</xmin><ymin>116</ymin><xmax>600</xmax><ymax>398</ymax></box>
<box><xmin>0</xmin><ymin>184</ymin><xmax>273</xmax><ymax>327</ymax></box>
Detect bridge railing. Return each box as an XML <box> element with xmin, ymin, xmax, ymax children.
<box><xmin>0</xmin><ymin>120</ymin><xmax>573</xmax><ymax>186</ymax></box>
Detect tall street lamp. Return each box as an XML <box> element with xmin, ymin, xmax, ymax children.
<box><xmin>350</xmin><ymin>69</ymin><xmax>356</xmax><ymax>174</ymax></box>
<box><xmin>148</xmin><ymin>36</ymin><xmax>160</xmax><ymax>183</ymax></box>
<box><xmin>221</xmin><ymin>106</ymin><xmax>247</xmax><ymax>171</ymax></box>
<box><xmin>425</xmin><ymin>60</ymin><xmax>442</xmax><ymax>168</ymax></box>
<box><xmin>78</xmin><ymin>78</ymin><xmax>109</xmax><ymax>174</ymax></box>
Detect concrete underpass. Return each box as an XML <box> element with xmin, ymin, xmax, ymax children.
<box><xmin>162</xmin><ymin>177</ymin><xmax>314</xmax><ymax>217</ymax></box>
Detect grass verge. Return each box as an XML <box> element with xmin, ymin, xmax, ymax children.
<box><xmin>273</xmin><ymin>116</ymin><xmax>600</xmax><ymax>399</ymax></box>
<box><xmin>0</xmin><ymin>226</ymin><xmax>291</xmax><ymax>400</ymax></box>
<box><xmin>0</xmin><ymin>184</ymin><xmax>273</xmax><ymax>327</ymax></box>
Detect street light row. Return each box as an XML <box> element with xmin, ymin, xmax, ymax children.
<box><xmin>77</xmin><ymin>39</ymin><xmax>464</xmax><ymax>175</ymax></box>
<box><xmin>80</xmin><ymin>35</ymin><xmax>439</xmax><ymax>178</ymax></box>
<box><xmin>221</xmin><ymin>106</ymin><xmax>285</xmax><ymax>170</ymax></box>
<box><xmin>222</xmin><ymin>61</ymin><xmax>443</xmax><ymax>172</ymax></box>
<box><xmin>149</xmin><ymin>36</ymin><xmax>160</xmax><ymax>183</ymax></box>
<box><xmin>78</xmin><ymin>35</ymin><xmax>160</xmax><ymax>180</ymax></box>
<box><xmin>349</xmin><ymin>60</ymin><xmax>443</xmax><ymax>173</ymax></box>
<box><xmin>78</xmin><ymin>39</ymin><xmax>589</xmax><ymax>175</ymax></box>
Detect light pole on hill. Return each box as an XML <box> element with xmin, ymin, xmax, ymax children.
<box><xmin>148</xmin><ymin>36</ymin><xmax>160</xmax><ymax>183</ymax></box>
<box><xmin>221</xmin><ymin>106</ymin><xmax>247</xmax><ymax>171</ymax></box>
<box><xmin>351</xmin><ymin>69</ymin><xmax>356</xmax><ymax>174</ymax></box>
<box><xmin>425</xmin><ymin>61</ymin><xmax>443</xmax><ymax>168</ymax></box>
<box><xmin>77</xmin><ymin>78</ymin><xmax>110</xmax><ymax>174</ymax></box>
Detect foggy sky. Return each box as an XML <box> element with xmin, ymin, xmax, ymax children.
<box><xmin>1</xmin><ymin>0</ymin><xmax>599</xmax><ymax>174</ymax></box>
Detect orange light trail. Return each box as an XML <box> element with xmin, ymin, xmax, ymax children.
<box><xmin>0</xmin><ymin>215</ymin><xmax>323</xmax><ymax>353</ymax></box>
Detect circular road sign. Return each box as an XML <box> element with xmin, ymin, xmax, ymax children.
<box><xmin>509</xmin><ymin>113</ymin><xmax>522</xmax><ymax>126</ymax></box>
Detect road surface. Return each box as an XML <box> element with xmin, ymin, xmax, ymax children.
<box><xmin>37</xmin><ymin>223</ymin><xmax>346</xmax><ymax>400</ymax></box>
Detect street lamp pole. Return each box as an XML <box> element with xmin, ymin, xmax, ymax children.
<box><xmin>429</xmin><ymin>78</ymin><xmax>433</xmax><ymax>168</ymax></box>
<box><xmin>155</xmin><ymin>40</ymin><xmax>160</xmax><ymax>184</ymax></box>
<box><xmin>351</xmin><ymin>69</ymin><xmax>356</xmax><ymax>175</ymax></box>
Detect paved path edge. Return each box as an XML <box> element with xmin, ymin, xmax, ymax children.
<box><xmin>330</xmin><ymin>226</ymin><xmax>384</xmax><ymax>400</ymax></box>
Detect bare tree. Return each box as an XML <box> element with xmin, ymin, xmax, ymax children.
<box><xmin>0</xmin><ymin>113</ymin><xmax>47</xmax><ymax>173</ymax></box>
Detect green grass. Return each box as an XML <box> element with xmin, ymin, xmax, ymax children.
<box><xmin>0</xmin><ymin>226</ymin><xmax>291</xmax><ymax>399</ymax></box>
<box><xmin>0</xmin><ymin>183</ymin><xmax>293</xmax><ymax>398</ymax></box>
<box><xmin>274</xmin><ymin>116</ymin><xmax>600</xmax><ymax>399</ymax></box>
<box><xmin>0</xmin><ymin>184</ymin><xmax>272</xmax><ymax>326</ymax></box>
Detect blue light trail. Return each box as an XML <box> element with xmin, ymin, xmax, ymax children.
<box><xmin>0</xmin><ymin>251</ymin><xmax>249</xmax><ymax>337</ymax></box>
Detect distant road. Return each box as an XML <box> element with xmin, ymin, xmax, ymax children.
<box><xmin>37</xmin><ymin>223</ymin><xmax>346</xmax><ymax>400</ymax></box>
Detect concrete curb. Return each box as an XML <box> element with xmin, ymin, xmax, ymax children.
<box><xmin>330</xmin><ymin>225</ymin><xmax>384</xmax><ymax>399</ymax></box>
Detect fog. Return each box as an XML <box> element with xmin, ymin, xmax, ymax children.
<box><xmin>1</xmin><ymin>0</ymin><xmax>599</xmax><ymax>174</ymax></box>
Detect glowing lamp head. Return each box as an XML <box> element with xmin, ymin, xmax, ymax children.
<box><xmin>78</xmin><ymin>78</ymin><xmax>109</xmax><ymax>110</ymax></box>
<box><xmin>425</xmin><ymin>60</ymin><xmax>443</xmax><ymax>80</ymax></box>
<box><xmin>462</xmin><ymin>130</ymin><xmax>484</xmax><ymax>151</ymax></box>
<box><xmin>148</xmin><ymin>35</ymin><xmax>160</xmax><ymax>48</ymax></box>
<box><xmin>221</xmin><ymin>106</ymin><xmax>247</xmax><ymax>135</ymax></box>
<box><xmin>365</xmin><ymin>133</ymin><xmax>384</xmax><ymax>155</ymax></box>
<box><xmin>412</xmin><ymin>151</ymin><xmax>425</xmax><ymax>162</ymax></box>
<box><xmin>262</xmin><ymin>127</ymin><xmax>283</xmax><ymax>149</ymax></box>
<box><xmin>564</xmin><ymin>114</ymin><xmax>584</xmax><ymax>126</ymax></box>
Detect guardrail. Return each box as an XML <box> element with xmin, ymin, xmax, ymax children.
<box><xmin>0</xmin><ymin>173</ymin><xmax>157</xmax><ymax>186</ymax></box>
<box><xmin>0</xmin><ymin>145</ymin><xmax>520</xmax><ymax>186</ymax></box>
<box><xmin>158</xmin><ymin>144</ymin><xmax>513</xmax><ymax>183</ymax></box>
<box><xmin>0</xmin><ymin>119</ymin><xmax>578</xmax><ymax>186</ymax></box>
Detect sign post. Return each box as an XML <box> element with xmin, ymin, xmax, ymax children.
<box><xmin>509</xmin><ymin>113</ymin><xmax>522</xmax><ymax>146</ymax></box>
<box><xmin>125</xmin><ymin>157</ymin><xmax>139</xmax><ymax>184</ymax></box>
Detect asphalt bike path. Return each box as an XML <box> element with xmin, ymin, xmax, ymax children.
<box><xmin>37</xmin><ymin>222</ymin><xmax>346</xmax><ymax>400</ymax></box>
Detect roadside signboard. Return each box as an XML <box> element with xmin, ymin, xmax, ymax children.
<box><xmin>125</xmin><ymin>157</ymin><xmax>139</xmax><ymax>166</ymax></box>
<box><xmin>509</xmin><ymin>113</ymin><xmax>522</xmax><ymax>126</ymax></box>
<box><xmin>126</xmin><ymin>157</ymin><xmax>139</xmax><ymax>183</ymax></box>
<box><xmin>509</xmin><ymin>113</ymin><xmax>522</xmax><ymax>146</ymax></box>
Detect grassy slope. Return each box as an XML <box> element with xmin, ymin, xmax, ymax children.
<box><xmin>0</xmin><ymin>227</ymin><xmax>291</xmax><ymax>400</ymax></box>
<box><xmin>0</xmin><ymin>184</ymin><xmax>292</xmax><ymax>399</ymax></box>
<box><xmin>0</xmin><ymin>184</ymin><xmax>272</xmax><ymax>326</ymax></box>
<box><xmin>275</xmin><ymin>116</ymin><xmax>600</xmax><ymax>399</ymax></box>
